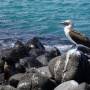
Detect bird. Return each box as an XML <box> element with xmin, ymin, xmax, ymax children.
<box><xmin>61</xmin><ymin>20</ymin><xmax>90</xmax><ymax>48</ymax></box>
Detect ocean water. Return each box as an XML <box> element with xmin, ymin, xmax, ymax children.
<box><xmin>0</xmin><ymin>0</ymin><xmax>90</xmax><ymax>49</ymax></box>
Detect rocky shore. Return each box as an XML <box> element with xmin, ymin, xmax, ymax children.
<box><xmin>0</xmin><ymin>37</ymin><xmax>90</xmax><ymax>90</ymax></box>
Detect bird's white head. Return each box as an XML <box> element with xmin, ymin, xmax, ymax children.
<box><xmin>61</xmin><ymin>20</ymin><xmax>73</xmax><ymax>31</ymax></box>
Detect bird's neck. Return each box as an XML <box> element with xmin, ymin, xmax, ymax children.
<box><xmin>64</xmin><ymin>25</ymin><xmax>73</xmax><ymax>33</ymax></box>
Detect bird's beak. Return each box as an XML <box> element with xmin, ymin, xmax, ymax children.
<box><xmin>60</xmin><ymin>22</ymin><xmax>65</xmax><ymax>25</ymax></box>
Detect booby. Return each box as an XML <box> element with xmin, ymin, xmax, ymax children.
<box><xmin>61</xmin><ymin>20</ymin><xmax>90</xmax><ymax>48</ymax></box>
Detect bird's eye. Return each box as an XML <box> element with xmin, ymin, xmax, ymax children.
<box><xmin>64</xmin><ymin>22</ymin><xmax>70</xmax><ymax>26</ymax></box>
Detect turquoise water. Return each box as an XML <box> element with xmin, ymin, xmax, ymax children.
<box><xmin>0</xmin><ymin>0</ymin><xmax>90</xmax><ymax>46</ymax></box>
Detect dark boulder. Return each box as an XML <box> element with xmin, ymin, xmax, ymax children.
<box><xmin>36</xmin><ymin>47</ymin><xmax>61</xmax><ymax>66</ymax></box>
<box><xmin>29</xmin><ymin>48</ymin><xmax>45</xmax><ymax>57</ymax></box>
<box><xmin>19</xmin><ymin>57</ymin><xmax>43</xmax><ymax>69</ymax></box>
<box><xmin>75</xmin><ymin>53</ymin><xmax>90</xmax><ymax>83</ymax></box>
<box><xmin>17</xmin><ymin>68</ymin><xmax>56</xmax><ymax>90</ymax></box>
<box><xmin>49</xmin><ymin>48</ymin><xmax>90</xmax><ymax>83</ymax></box>
<box><xmin>46</xmin><ymin>47</ymin><xmax>61</xmax><ymax>59</ymax></box>
<box><xmin>54</xmin><ymin>80</ymin><xmax>78</xmax><ymax>90</ymax></box>
<box><xmin>15</xmin><ymin>63</ymin><xmax>26</xmax><ymax>73</ymax></box>
<box><xmin>26</xmin><ymin>37</ymin><xmax>45</xmax><ymax>50</ymax></box>
<box><xmin>0</xmin><ymin>59</ymin><xmax>4</xmax><ymax>73</ymax></box>
<box><xmin>0</xmin><ymin>40</ymin><xmax>28</xmax><ymax>65</ymax></box>
<box><xmin>77</xmin><ymin>45</ymin><xmax>90</xmax><ymax>54</ymax></box>
<box><xmin>9</xmin><ymin>73</ymin><xmax>24</xmax><ymax>88</ymax></box>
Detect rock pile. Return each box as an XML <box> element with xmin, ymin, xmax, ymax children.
<box><xmin>0</xmin><ymin>37</ymin><xmax>90</xmax><ymax>90</ymax></box>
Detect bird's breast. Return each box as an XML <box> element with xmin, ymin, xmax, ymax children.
<box><xmin>64</xmin><ymin>29</ymin><xmax>76</xmax><ymax>44</ymax></box>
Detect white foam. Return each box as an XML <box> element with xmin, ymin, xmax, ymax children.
<box><xmin>44</xmin><ymin>44</ymin><xmax>72</xmax><ymax>53</ymax></box>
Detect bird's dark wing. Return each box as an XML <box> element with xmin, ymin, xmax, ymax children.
<box><xmin>69</xmin><ymin>30</ymin><xmax>90</xmax><ymax>48</ymax></box>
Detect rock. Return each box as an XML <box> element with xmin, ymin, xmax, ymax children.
<box><xmin>26</xmin><ymin>37</ymin><xmax>45</xmax><ymax>50</ymax></box>
<box><xmin>0</xmin><ymin>73</ymin><xmax>4</xmax><ymax>84</ymax></box>
<box><xmin>36</xmin><ymin>54</ymin><xmax>49</xmax><ymax>66</ymax></box>
<box><xmin>29</xmin><ymin>48</ymin><xmax>45</xmax><ymax>57</ymax></box>
<box><xmin>46</xmin><ymin>47</ymin><xmax>61</xmax><ymax>59</ymax></box>
<box><xmin>74</xmin><ymin>82</ymin><xmax>90</xmax><ymax>90</ymax></box>
<box><xmin>75</xmin><ymin>53</ymin><xmax>90</xmax><ymax>83</ymax></box>
<box><xmin>0</xmin><ymin>59</ymin><xmax>4</xmax><ymax>73</ymax></box>
<box><xmin>77</xmin><ymin>45</ymin><xmax>90</xmax><ymax>54</ymax></box>
<box><xmin>19</xmin><ymin>57</ymin><xmax>43</xmax><ymax>69</ymax></box>
<box><xmin>9</xmin><ymin>73</ymin><xmax>24</xmax><ymax>88</ymax></box>
<box><xmin>48</xmin><ymin>49</ymin><xmax>81</xmax><ymax>83</ymax></box>
<box><xmin>0</xmin><ymin>40</ymin><xmax>28</xmax><ymax>65</ymax></box>
<box><xmin>17</xmin><ymin>68</ymin><xmax>56</xmax><ymax>90</ymax></box>
<box><xmin>36</xmin><ymin>47</ymin><xmax>61</xmax><ymax>66</ymax></box>
<box><xmin>15</xmin><ymin>63</ymin><xmax>26</xmax><ymax>73</ymax></box>
<box><xmin>48</xmin><ymin>55</ymin><xmax>66</xmax><ymax>82</ymax></box>
<box><xmin>54</xmin><ymin>80</ymin><xmax>79</xmax><ymax>90</ymax></box>
<box><xmin>0</xmin><ymin>85</ymin><xmax>16</xmax><ymax>90</ymax></box>
<box><xmin>61</xmin><ymin>49</ymin><xmax>81</xmax><ymax>82</ymax></box>
<box><xmin>37</xmin><ymin>66</ymin><xmax>52</xmax><ymax>78</ymax></box>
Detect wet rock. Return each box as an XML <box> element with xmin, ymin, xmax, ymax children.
<box><xmin>61</xmin><ymin>49</ymin><xmax>81</xmax><ymax>82</ymax></box>
<box><xmin>54</xmin><ymin>80</ymin><xmax>79</xmax><ymax>90</ymax></box>
<box><xmin>19</xmin><ymin>57</ymin><xmax>43</xmax><ymax>69</ymax></box>
<box><xmin>9</xmin><ymin>73</ymin><xmax>24</xmax><ymax>88</ymax></box>
<box><xmin>75</xmin><ymin>53</ymin><xmax>90</xmax><ymax>83</ymax></box>
<box><xmin>37</xmin><ymin>66</ymin><xmax>52</xmax><ymax>78</ymax></box>
<box><xmin>17</xmin><ymin>68</ymin><xmax>56</xmax><ymax>90</ymax></box>
<box><xmin>26</xmin><ymin>37</ymin><xmax>45</xmax><ymax>50</ymax></box>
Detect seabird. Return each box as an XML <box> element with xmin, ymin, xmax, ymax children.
<box><xmin>61</xmin><ymin>20</ymin><xmax>90</xmax><ymax>48</ymax></box>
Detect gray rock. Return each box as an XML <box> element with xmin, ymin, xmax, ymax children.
<box><xmin>36</xmin><ymin>54</ymin><xmax>49</xmax><ymax>66</ymax></box>
<box><xmin>48</xmin><ymin>55</ymin><xmax>66</xmax><ymax>82</ymax></box>
<box><xmin>61</xmin><ymin>49</ymin><xmax>81</xmax><ymax>82</ymax></box>
<box><xmin>37</xmin><ymin>66</ymin><xmax>52</xmax><ymax>78</ymax></box>
<box><xmin>54</xmin><ymin>80</ymin><xmax>78</xmax><ymax>90</ymax></box>
<box><xmin>49</xmin><ymin>49</ymin><xmax>81</xmax><ymax>83</ymax></box>
<box><xmin>36</xmin><ymin>47</ymin><xmax>61</xmax><ymax>66</ymax></box>
<box><xmin>17</xmin><ymin>68</ymin><xmax>56</xmax><ymax>90</ymax></box>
